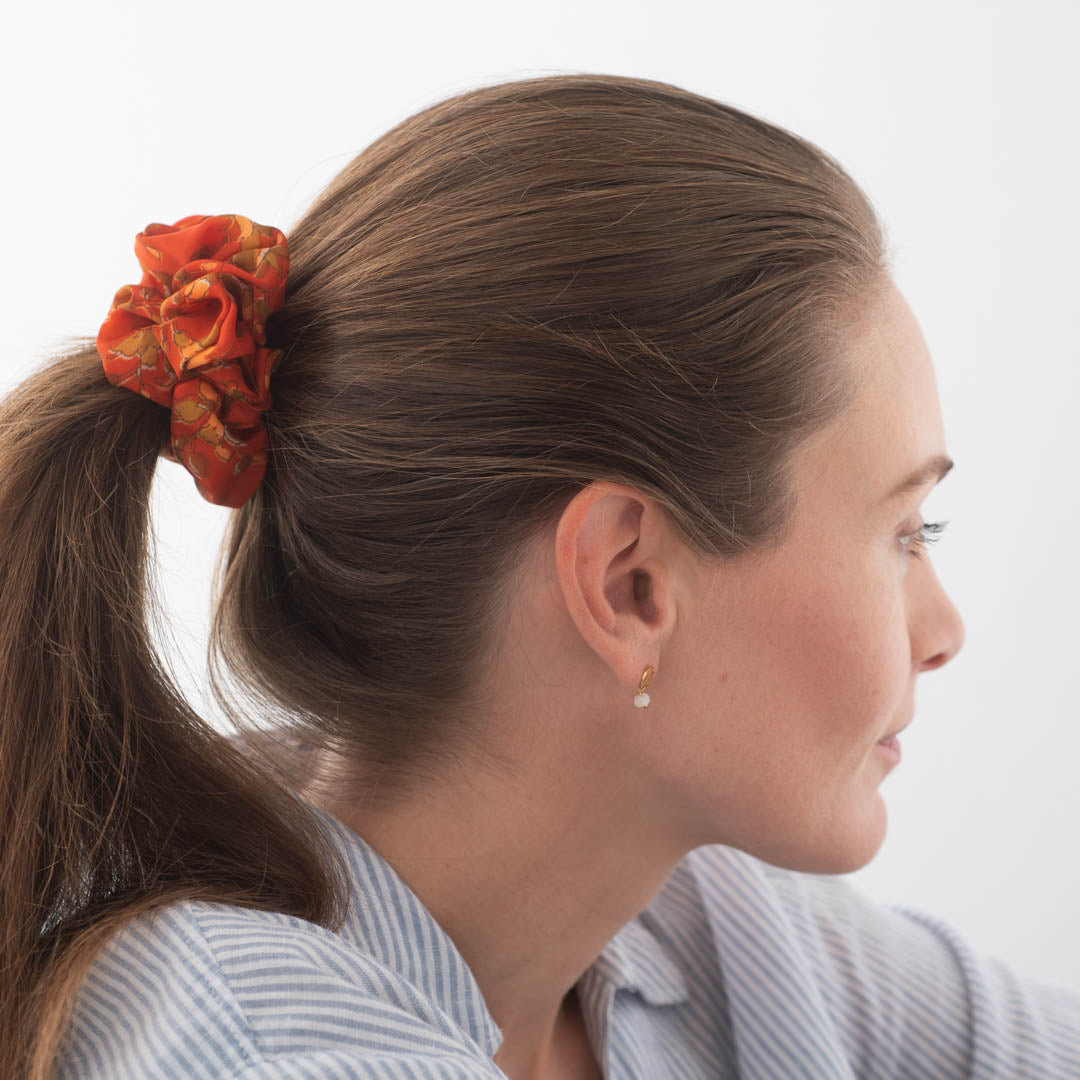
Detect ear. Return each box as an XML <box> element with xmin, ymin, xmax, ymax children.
<box><xmin>553</xmin><ymin>481</ymin><xmax>678</xmax><ymax>698</ymax></box>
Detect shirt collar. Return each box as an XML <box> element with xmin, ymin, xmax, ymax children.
<box><xmin>588</xmin><ymin>911</ymin><xmax>690</xmax><ymax>1006</ymax></box>
<box><xmin>305</xmin><ymin>800</ymin><xmax>689</xmax><ymax>1058</ymax></box>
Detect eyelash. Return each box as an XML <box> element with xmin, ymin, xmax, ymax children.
<box><xmin>899</xmin><ymin>520</ymin><xmax>949</xmax><ymax>560</ymax></box>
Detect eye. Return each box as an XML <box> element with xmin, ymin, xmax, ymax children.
<box><xmin>899</xmin><ymin>519</ymin><xmax>949</xmax><ymax>561</ymax></box>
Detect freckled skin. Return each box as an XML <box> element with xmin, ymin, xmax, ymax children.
<box><xmin>308</xmin><ymin>275</ymin><xmax>965</xmax><ymax>1080</ymax></box>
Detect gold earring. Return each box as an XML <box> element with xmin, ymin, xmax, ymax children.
<box><xmin>634</xmin><ymin>665</ymin><xmax>657</xmax><ymax>708</ymax></box>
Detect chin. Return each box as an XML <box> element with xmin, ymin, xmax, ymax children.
<box><xmin>820</xmin><ymin>794</ymin><xmax>890</xmax><ymax>874</ymax></box>
<box><xmin>756</xmin><ymin>795</ymin><xmax>889</xmax><ymax>876</ymax></box>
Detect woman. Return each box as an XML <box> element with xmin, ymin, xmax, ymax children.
<box><xmin>2</xmin><ymin>73</ymin><xmax>1076</xmax><ymax>1079</ymax></box>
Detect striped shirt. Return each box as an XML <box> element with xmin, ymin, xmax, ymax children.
<box><xmin>56</xmin><ymin>800</ymin><xmax>1080</xmax><ymax>1078</ymax></box>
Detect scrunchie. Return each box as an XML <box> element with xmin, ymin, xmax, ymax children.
<box><xmin>96</xmin><ymin>213</ymin><xmax>289</xmax><ymax>507</ymax></box>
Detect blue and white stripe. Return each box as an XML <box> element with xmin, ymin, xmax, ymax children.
<box><xmin>56</xmin><ymin>801</ymin><xmax>1080</xmax><ymax>1078</ymax></box>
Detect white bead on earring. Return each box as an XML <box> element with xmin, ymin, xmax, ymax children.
<box><xmin>634</xmin><ymin>665</ymin><xmax>657</xmax><ymax>708</ymax></box>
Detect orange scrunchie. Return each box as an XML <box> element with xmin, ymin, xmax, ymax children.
<box><xmin>96</xmin><ymin>213</ymin><xmax>289</xmax><ymax>507</ymax></box>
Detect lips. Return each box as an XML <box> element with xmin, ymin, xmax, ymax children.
<box><xmin>878</xmin><ymin>719</ymin><xmax>911</xmax><ymax>744</ymax></box>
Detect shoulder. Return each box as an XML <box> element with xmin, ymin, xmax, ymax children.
<box><xmin>682</xmin><ymin>843</ymin><xmax>1080</xmax><ymax>1077</ymax></box>
<box><xmin>682</xmin><ymin>839</ymin><xmax>943</xmax><ymax>969</ymax></box>
<box><xmin>56</xmin><ymin>899</ymin><xmax>500</xmax><ymax>1080</ymax></box>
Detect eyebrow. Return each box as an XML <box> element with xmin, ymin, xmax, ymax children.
<box><xmin>883</xmin><ymin>454</ymin><xmax>955</xmax><ymax>502</ymax></box>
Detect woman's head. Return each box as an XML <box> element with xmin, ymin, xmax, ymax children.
<box><xmin>216</xmin><ymin>73</ymin><xmax>900</xmax><ymax>817</ymax></box>
<box><xmin>0</xmin><ymin>72</ymin><xmax>959</xmax><ymax>1076</ymax></box>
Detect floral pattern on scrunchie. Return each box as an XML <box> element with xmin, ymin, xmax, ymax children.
<box><xmin>96</xmin><ymin>213</ymin><xmax>289</xmax><ymax>507</ymax></box>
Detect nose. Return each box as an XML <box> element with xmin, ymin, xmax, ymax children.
<box><xmin>912</xmin><ymin>560</ymin><xmax>965</xmax><ymax>673</ymax></box>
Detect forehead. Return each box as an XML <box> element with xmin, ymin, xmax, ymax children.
<box><xmin>795</xmin><ymin>279</ymin><xmax>947</xmax><ymax>508</ymax></box>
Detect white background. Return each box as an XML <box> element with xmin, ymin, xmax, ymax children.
<box><xmin>2</xmin><ymin>0</ymin><xmax>1077</xmax><ymax>991</ymax></box>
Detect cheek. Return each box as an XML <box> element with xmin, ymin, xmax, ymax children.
<box><xmin>789</xmin><ymin>571</ymin><xmax>907</xmax><ymax>731</ymax></box>
<box><xmin>667</xmin><ymin>553</ymin><xmax>910</xmax><ymax>866</ymax></box>
<box><xmin>717</xmin><ymin>554</ymin><xmax>910</xmax><ymax>751</ymax></box>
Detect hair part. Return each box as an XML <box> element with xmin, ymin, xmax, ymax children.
<box><xmin>0</xmin><ymin>72</ymin><xmax>888</xmax><ymax>1076</ymax></box>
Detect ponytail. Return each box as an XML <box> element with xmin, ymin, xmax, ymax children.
<box><xmin>0</xmin><ymin>341</ymin><xmax>346</xmax><ymax>1079</ymax></box>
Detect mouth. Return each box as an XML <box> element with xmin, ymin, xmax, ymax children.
<box><xmin>878</xmin><ymin>719</ymin><xmax>911</xmax><ymax>744</ymax></box>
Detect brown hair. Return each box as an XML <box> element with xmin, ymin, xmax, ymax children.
<box><xmin>1</xmin><ymin>72</ymin><xmax>889</xmax><ymax>1076</ymax></box>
